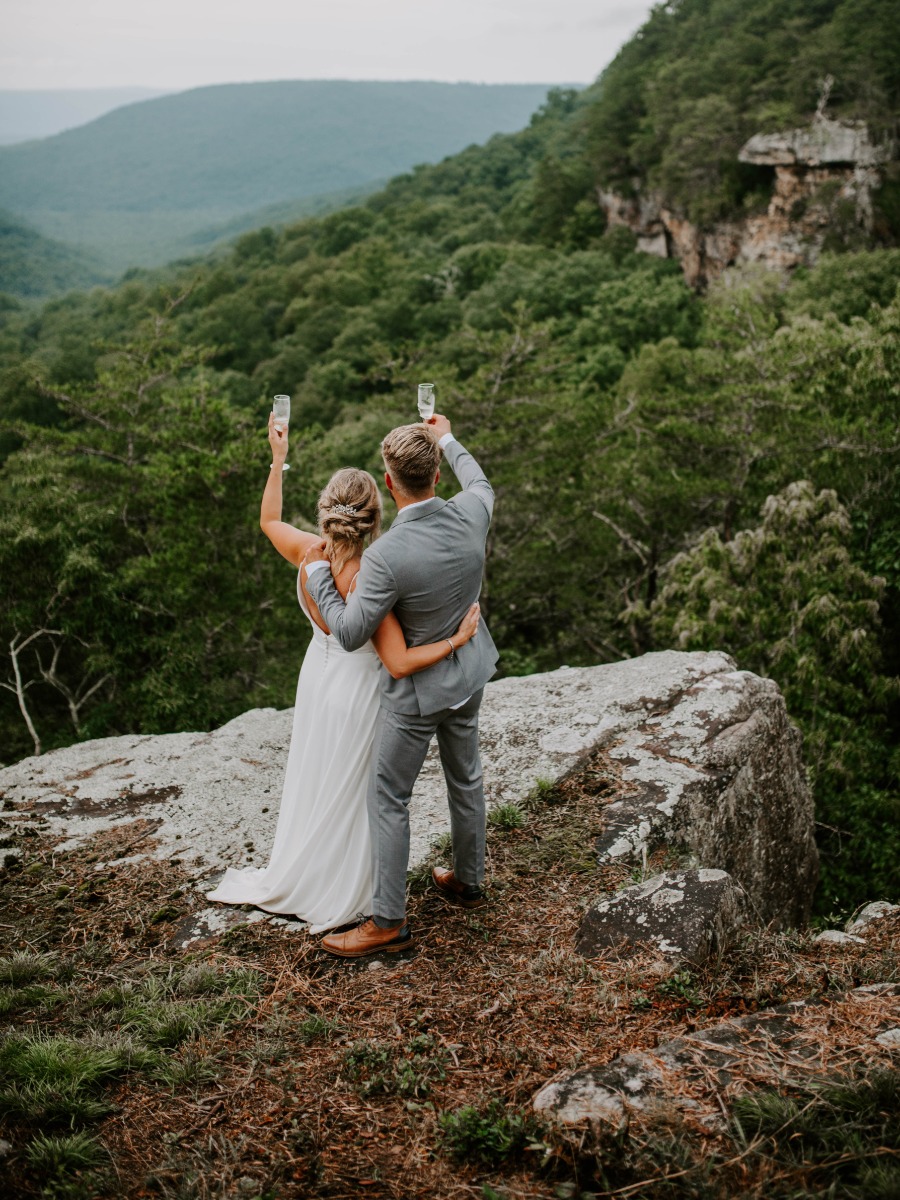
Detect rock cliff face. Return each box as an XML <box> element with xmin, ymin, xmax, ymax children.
<box><xmin>0</xmin><ymin>650</ymin><xmax>817</xmax><ymax>931</ymax></box>
<box><xmin>598</xmin><ymin>115</ymin><xmax>893</xmax><ymax>287</ymax></box>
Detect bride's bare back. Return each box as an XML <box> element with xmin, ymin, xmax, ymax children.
<box><xmin>300</xmin><ymin>555</ymin><xmax>360</xmax><ymax>636</ymax></box>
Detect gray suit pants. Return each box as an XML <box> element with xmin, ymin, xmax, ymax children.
<box><xmin>368</xmin><ymin>689</ymin><xmax>485</xmax><ymax>922</ymax></box>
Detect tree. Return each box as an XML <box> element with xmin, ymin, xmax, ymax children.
<box><xmin>651</xmin><ymin>482</ymin><xmax>899</xmax><ymax>912</ymax></box>
<box><xmin>0</xmin><ymin>304</ymin><xmax>303</xmax><ymax>761</ymax></box>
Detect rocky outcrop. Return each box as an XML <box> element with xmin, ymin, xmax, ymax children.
<box><xmin>592</xmin><ymin>660</ymin><xmax>817</xmax><ymax>927</ymax></box>
<box><xmin>534</xmin><ymin>983</ymin><xmax>900</xmax><ymax>1132</ymax></box>
<box><xmin>598</xmin><ymin>114</ymin><xmax>893</xmax><ymax>287</ymax></box>
<box><xmin>0</xmin><ymin>650</ymin><xmax>817</xmax><ymax>929</ymax></box>
<box><xmin>575</xmin><ymin>869</ymin><xmax>745</xmax><ymax>964</ymax></box>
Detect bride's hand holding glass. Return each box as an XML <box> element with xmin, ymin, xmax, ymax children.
<box><xmin>268</xmin><ymin>411</ymin><xmax>288</xmax><ymax>469</ymax></box>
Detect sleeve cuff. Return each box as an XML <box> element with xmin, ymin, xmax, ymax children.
<box><xmin>438</xmin><ymin>432</ymin><xmax>456</xmax><ymax>449</ymax></box>
<box><xmin>305</xmin><ymin>560</ymin><xmax>329</xmax><ymax>576</ymax></box>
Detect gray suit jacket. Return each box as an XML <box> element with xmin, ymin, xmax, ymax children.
<box><xmin>306</xmin><ymin>438</ymin><xmax>499</xmax><ymax>715</ymax></box>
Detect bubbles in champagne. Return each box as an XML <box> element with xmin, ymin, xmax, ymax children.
<box><xmin>417</xmin><ymin>383</ymin><xmax>435</xmax><ymax>420</ymax></box>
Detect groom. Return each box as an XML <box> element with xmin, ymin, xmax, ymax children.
<box><xmin>304</xmin><ymin>413</ymin><xmax>498</xmax><ymax>956</ymax></box>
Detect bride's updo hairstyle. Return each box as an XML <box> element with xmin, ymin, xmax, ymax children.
<box><xmin>317</xmin><ymin>468</ymin><xmax>382</xmax><ymax>574</ymax></box>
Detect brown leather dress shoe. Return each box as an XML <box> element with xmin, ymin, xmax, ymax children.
<box><xmin>320</xmin><ymin>917</ymin><xmax>414</xmax><ymax>958</ymax></box>
<box><xmin>431</xmin><ymin>867</ymin><xmax>487</xmax><ymax>909</ymax></box>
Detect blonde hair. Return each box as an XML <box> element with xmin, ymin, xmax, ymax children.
<box><xmin>381</xmin><ymin>423</ymin><xmax>442</xmax><ymax>498</ymax></box>
<box><xmin>317</xmin><ymin>468</ymin><xmax>382</xmax><ymax>574</ymax></box>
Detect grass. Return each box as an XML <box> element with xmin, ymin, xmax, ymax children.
<box><xmin>0</xmin><ymin>949</ymin><xmax>56</xmax><ymax>986</ymax></box>
<box><xmin>524</xmin><ymin>776</ymin><xmax>561</xmax><ymax>811</ymax></box>
<box><xmin>25</xmin><ymin>1130</ymin><xmax>108</xmax><ymax>1198</ymax></box>
<box><xmin>92</xmin><ymin>964</ymin><xmax>262</xmax><ymax>1047</ymax></box>
<box><xmin>0</xmin><ymin>1032</ymin><xmax>147</xmax><ymax>1126</ymax></box>
<box><xmin>0</xmin><ymin>982</ymin><xmax>65</xmax><ymax>1016</ymax></box>
<box><xmin>488</xmin><ymin>803</ymin><xmax>526</xmax><ymax>831</ymax></box>
<box><xmin>151</xmin><ymin>1045</ymin><xmax>222</xmax><ymax>1092</ymax></box>
<box><xmin>731</xmin><ymin>1069</ymin><xmax>900</xmax><ymax>1197</ymax></box>
<box><xmin>297</xmin><ymin>1013</ymin><xmax>343</xmax><ymax>1043</ymax></box>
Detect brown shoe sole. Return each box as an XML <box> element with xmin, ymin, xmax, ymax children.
<box><xmin>322</xmin><ymin>934</ymin><xmax>415</xmax><ymax>958</ymax></box>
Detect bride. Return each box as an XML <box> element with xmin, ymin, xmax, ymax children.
<box><xmin>207</xmin><ymin>414</ymin><xmax>480</xmax><ymax>932</ymax></box>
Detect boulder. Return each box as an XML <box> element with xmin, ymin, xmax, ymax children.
<box><xmin>576</xmin><ymin>869</ymin><xmax>745</xmax><ymax>964</ymax></box>
<box><xmin>846</xmin><ymin>901</ymin><xmax>899</xmax><ymax>935</ymax></box>
<box><xmin>591</xmin><ymin>659</ymin><xmax>817</xmax><ymax>927</ymax></box>
<box><xmin>0</xmin><ymin>651</ymin><xmax>817</xmax><ymax>926</ymax></box>
<box><xmin>534</xmin><ymin>984</ymin><xmax>900</xmax><ymax>1132</ymax></box>
<box><xmin>813</xmin><ymin>929</ymin><xmax>866</xmax><ymax>947</ymax></box>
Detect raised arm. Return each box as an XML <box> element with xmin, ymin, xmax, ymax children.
<box><xmin>372</xmin><ymin>603</ymin><xmax>480</xmax><ymax>680</ymax></box>
<box><xmin>260</xmin><ymin>413</ymin><xmax>321</xmax><ymax>566</ymax></box>
<box><xmin>428</xmin><ymin>414</ymin><xmax>493</xmax><ymax>519</ymax></box>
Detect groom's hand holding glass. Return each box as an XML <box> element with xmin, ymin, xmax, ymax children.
<box><xmin>426</xmin><ymin>412</ymin><xmax>452</xmax><ymax>439</ymax></box>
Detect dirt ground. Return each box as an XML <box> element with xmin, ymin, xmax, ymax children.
<box><xmin>2</xmin><ymin>753</ymin><xmax>898</xmax><ymax>1198</ymax></box>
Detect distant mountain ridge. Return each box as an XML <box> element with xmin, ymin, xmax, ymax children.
<box><xmin>0</xmin><ymin>88</ymin><xmax>170</xmax><ymax>145</ymax></box>
<box><xmin>0</xmin><ymin>80</ymin><xmax>565</xmax><ymax>279</ymax></box>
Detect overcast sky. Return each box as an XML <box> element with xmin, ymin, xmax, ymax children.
<box><xmin>3</xmin><ymin>0</ymin><xmax>656</xmax><ymax>91</ymax></box>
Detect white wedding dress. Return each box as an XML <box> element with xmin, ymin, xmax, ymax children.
<box><xmin>207</xmin><ymin>572</ymin><xmax>380</xmax><ymax>932</ymax></box>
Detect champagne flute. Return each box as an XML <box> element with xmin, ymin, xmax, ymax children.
<box><xmin>273</xmin><ymin>394</ymin><xmax>290</xmax><ymax>472</ymax></box>
<box><xmin>417</xmin><ymin>382</ymin><xmax>435</xmax><ymax>421</ymax></box>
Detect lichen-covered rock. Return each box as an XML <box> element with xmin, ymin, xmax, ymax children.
<box><xmin>534</xmin><ymin>984</ymin><xmax>900</xmax><ymax>1131</ymax></box>
<box><xmin>533</xmin><ymin>1052</ymin><xmax>660</xmax><ymax>1131</ymax></box>
<box><xmin>847</xmin><ymin>901</ymin><xmax>899</xmax><ymax>934</ymax></box>
<box><xmin>813</xmin><ymin>929</ymin><xmax>866</xmax><ymax>947</ymax></box>
<box><xmin>594</xmin><ymin>663</ymin><xmax>817</xmax><ymax>927</ymax></box>
<box><xmin>0</xmin><ymin>650</ymin><xmax>816</xmax><ymax>926</ymax></box>
<box><xmin>576</xmin><ymin>869</ymin><xmax>744</xmax><ymax>963</ymax></box>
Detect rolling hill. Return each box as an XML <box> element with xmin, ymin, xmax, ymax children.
<box><xmin>0</xmin><ymin>79</ymin><xmax>565</xmax><ymax>279</ymax></box>
<box><xmin>0</xmin><ymin>210</ymin><xmax>109</xmax><ymax>298</ymax></box>
<box><xmin>0</xmin><ymin>88</ymin><xmax>169</xmax><ymax>145</ymax></box>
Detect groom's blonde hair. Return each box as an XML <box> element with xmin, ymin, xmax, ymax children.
<box><xmin>381</xmin><ymin>424</ymin><xmax>442</xmax><ymax>498</ymax></box>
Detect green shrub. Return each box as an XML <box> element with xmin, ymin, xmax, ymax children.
<box><xmin>438</xmin><ymin>1101</ymin><xmax>529</xmax><ymax>1165</ymax></box>
<box><xmin>343</xmin><ymin>1036</ymin><xmax>448</xmax><ymax>1099</ymax></box>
